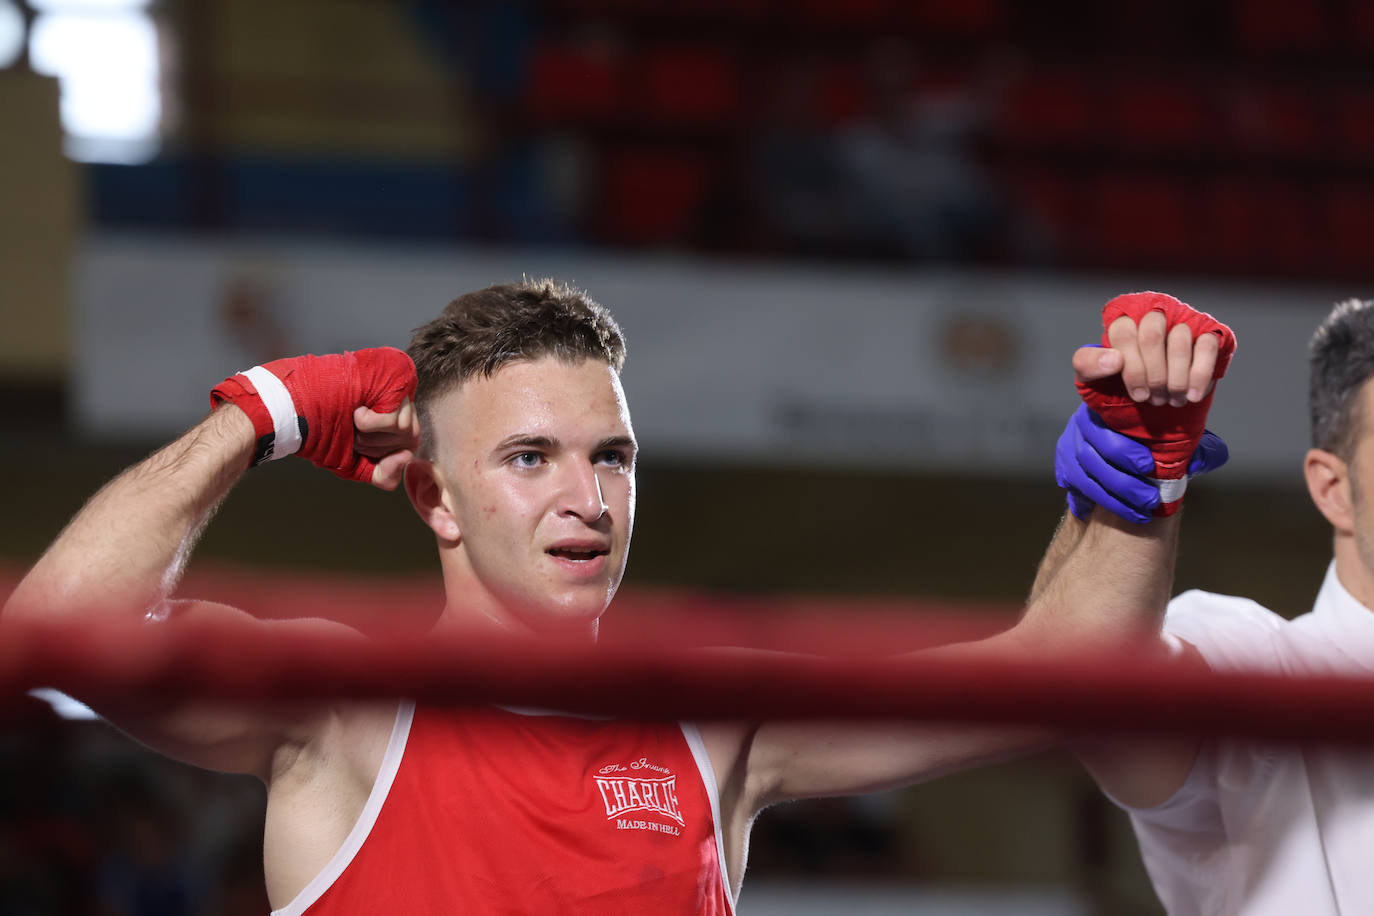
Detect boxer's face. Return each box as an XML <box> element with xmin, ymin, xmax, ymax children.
<box><xmin>426</xmin><ymin>356</ymin><xmax>637</xmax><ymax>634</ymax></box>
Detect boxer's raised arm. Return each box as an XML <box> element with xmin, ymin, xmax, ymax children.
<box><xmin>1050</xmin><ymin>297</ymin><xmax>1236</xmax><ymax>808</ymax></box>
<box><xmin>1</xmin><ymin>406</ymin><xmax>298</xmax><ymax>776</ymax></box>
<box><xmin>2</xmin><ymin>348</ymin><xmax>418</xmax><ymax>777</ymax></box>
<box><xmin>730</xmin><ymin>507</ymin><xmax>1185</xmax><ymax>811</ymax></box>
<box><xmin>5</xmin><ymin>404</ymin><xmax>257</xmax><ymax>632</ymax></box>
<box><xmin>6</xmin><ymin>346</ymin><xmax>418</xmax><ymax>632</ymax></box>
<box><xmin>725</xmin><ymin>295</ymin><xmax>1232</xmax><ymax>814</ymax></box>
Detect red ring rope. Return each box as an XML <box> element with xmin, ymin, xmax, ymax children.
<box><xmin>3</xmin><ymin>607</ymin><xmax>1371</xmax><ymax>745</ymax></box>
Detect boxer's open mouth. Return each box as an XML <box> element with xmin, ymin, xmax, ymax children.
<box><xmin>548</xmin><ymin>547</ymin><xmax>608</xmax><ymax>561</ymax></box>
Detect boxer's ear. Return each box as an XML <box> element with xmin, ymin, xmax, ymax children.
<box><xmin>1305</xmin><ymin>448</ymin><xmax>1353</xmax><ymax>535</ymax></box>
<box><xmin>405</xmin><ymin>459</ymin><xmax>461</xmax><ymax>544</ymax></box>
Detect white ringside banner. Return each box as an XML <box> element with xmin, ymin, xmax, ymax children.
<box><xmin>74</xmin><ymin>235</ymin><xmax>1344</xmax><ymax>480</ymax></box>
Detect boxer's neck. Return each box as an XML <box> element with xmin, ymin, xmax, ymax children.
<box><xmin>432</xmin><ymin>590</ymin><xmax>600</xmax><ymax>644</ymax></box>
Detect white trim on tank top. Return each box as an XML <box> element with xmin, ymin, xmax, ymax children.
<box><xmin>269</xmin><ymin>699</ymin><xmax>415</xmax><ymax>916</ymax></box>
<box><xmin>680</xmin><ymin>722</ymin><xmax>739</xmax><ymax>915</ymax></box>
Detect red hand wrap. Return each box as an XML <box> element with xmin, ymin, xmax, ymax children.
<box><xmin>1075</xmin><ymin>292</ymin><xmax>1237</xmax><ymax>516</ymax></box>
<box><xmin>210</xmin><ymin>347</ymin><xmax>417</xmax><ymax>483</ymax></box>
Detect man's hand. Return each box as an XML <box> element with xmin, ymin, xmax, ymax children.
<box><xmin>353</xmin><ymin>399</ymin><xmax>420</xmax><ymax>492</ymax></box>
<box><xmin>1101</xmin><ymin>308</ymin><xmax>1222</xmax><ymax>407</ymax></box>
<box><xmin>1072</xmin><ymin>293</ymin><xmax>1237</xmax><ymax>515</ymax></box>
<box><xmin>211</xmin><ymin>347</ymin><xmax>418</xmax><ymax>487</ymax></box>
<box><xmin>1056</xmin><ymin>403</ymin><xmax>1229</xmax><ymax>523</ymax></box>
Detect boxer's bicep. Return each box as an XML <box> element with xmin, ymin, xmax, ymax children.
<box><xmin>745</xmin><ymin>716</ymin><xmax>1048</xmax><ymax>809</ymax></box>
<box><xmin>95</xmin><ymin>601</ymin><xmax>362</xmax><ymax>781</ymax></box>
<box><xmin>740</xmin><ymin>633</ymin><xmax>1053</xmax><ymax>808</ymax></box>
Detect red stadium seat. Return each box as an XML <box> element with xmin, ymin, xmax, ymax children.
<box><xmin>799</xmin><ymin>0</ymin><xmax>892</xmax><ymax>27</ymax></box>
<box><xmin>1253</xmin><ymin>85</ymin><xmax>1323</xmax><ymax>157</ymax></box>
<box><xmin>600</xmin><ymin>149</ymin><xmax>712</xmax><ymax>244</ymax></box>
<box><xmin>1191</xmin><ymin>179</ymin><xmax>1319</xmax><ymax>274</ymax></box>
<box><xmin>1335</xmin><ymin>89</ymin><xmax>1374</xmax><ymax>158</ymax></box>
<box><xmin>1195</xmin><ymin>179</ymin><xmax>1268</xmax><ymax>271</ymax></box>
<box><xmin>1250</xmin><ymin>182</ymin><xmax>1322</xmax><ymax>274</ymax></box>
<box><xmin>907</xmin><ymin>0</ymin><xmax>1005</xmax><ymax>33</ymax></box>
<box><xmin>1216</xmin><ymin>82</ymin><xmax>1324</xmax><ymax>160</ymax></box>
<box><xmin>526</xmin><ymin>41</ymin><xmax>625</xmax><ymax>122</ymax></box>
<box><xmin>816</xmin><ymin>62</ymin><xmax>868</xmax><ymax>125</ymax></box>
<box><xmin>665</xmin><ymin>0</ymin><xmax>772</xmax><ymax>18</ymax></box>
<box><xmin>550</xmin><ymin>0</ymin><xmax>636</xmax><ymax>9</ymax></box>
<box><xmin>1091</xmin><ymin>175</ymin><xmax>1193</xmax><ymax>265</ymax></box>
<box><xmin>1323</xmin><ymin>184</ymin><xmax>1374</xmax><ymax>275</ymax></box>
<box><xmin>1349</xmin><ymin>0</ymin><xmax>1374</xmax><ymax>51</ymax></box>
<box><xmin>634</xmin><ymin>46</ymin><xmax>742</xmax><ymax>125</ymax></box>
<box><xmin>1232</xmin><ymin>0</ymin><xmax>1329</xmax><ymax>53</ymax></box>
<box><xmin>999</xmin><ymin>73</ymin><xmax>1098</xmax><ymax>148</ymax></box>
<box><xmin>1108</xmin><ymin>77</ymin><xmax>1211</xmax><ymax>151</ymax></box>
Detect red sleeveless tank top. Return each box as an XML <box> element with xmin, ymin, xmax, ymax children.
<box><xmin>272</xmin><ymin>702</ymin><xmax>734</xmax><ymax>915</ymax></box>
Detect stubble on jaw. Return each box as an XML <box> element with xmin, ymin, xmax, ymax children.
<box><xmin>1347</xmin><ymin>388</ymin><xmax>1374</xmax><ymax>580</ymax></box>
<box><xmin>1351</xmin><ymin>459</ymin><xmax>1374</xmax><ymax>581</ymax></box>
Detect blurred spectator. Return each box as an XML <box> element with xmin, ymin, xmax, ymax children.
<box><xmin>0</xmin><ymin>700</ymin><xmax>97</xmax><ymax>915</ymax></box>
<box><xmin>751</xmin><ymin>58</ymin><xmax>857</xmax><ymax>255</ymax></box>
<box><xmin>0</xmin><ymin>703</ymin><xmax>267</xmax><ymax>916</ymax></box>
<box><xmin>746</xmin><ymin>792</ymin><xmax>906</xmax><ymax>877</ymax></box>
<box><xmin>93</xmin><ymin>778</ymin><xmax>196</xmax><ymax>916</ymax></box>
<box><xmin>833</xmin><ymin>42</ymin><xmax>1018</xmax><ymax>262</ymax></box>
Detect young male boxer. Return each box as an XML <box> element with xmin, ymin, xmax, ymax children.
<box><xmin>5</xmin><ymin>281</ymin><xmax>1231</xmax><ymax>913</ymax></box>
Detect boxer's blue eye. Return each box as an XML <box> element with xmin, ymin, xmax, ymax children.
<box><xmin>596</xmin><ymin>450</ymin><xmax>626</xmax><ymax>468</ymax></box>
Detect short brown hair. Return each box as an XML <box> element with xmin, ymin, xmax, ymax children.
<box><xmin>1310</xmin><ymin>298</ymin><xmax>1374</xmax><ymax>460</ymax></box>
<box><xmin>407</xmin><ymin>279</ymin><xmax>627</xmax><ymax>455</ymax></box>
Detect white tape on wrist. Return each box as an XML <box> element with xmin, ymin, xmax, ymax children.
<box><xmin>242</xmin><ymin>365</ymin><xmax>303</xmax><ymax>460</ymax></box>
<box><xmin>1149</xmin><ymin>475</ymin><xmax>1188</xmax><ymax>505</ymax></box>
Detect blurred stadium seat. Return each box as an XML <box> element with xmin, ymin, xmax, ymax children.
<box><xmin>1091</xmin><ymin>174</ymin><xmax>1192</xmax><ymax>265</ymax></box>
<box><xmin>1232</xmin><ymin>0</ymin><xmax>1330</xmax><ymax>54</ymax></box>
<box><xmin>527</xmin><ymin>40</ymin><xmax>625</xmax><ymax>122</ymax></box>
<box><xmin>1107</xmin><ymin>76</ymin><xmax>1212</xmax><ymax>153</ymax></box>
<box><xmin>999</xmin><ymin>73</ymin><xmax>1098</xmax><ymax>149</ymax></box>
<box><xmin>599</xmin><ymin>147</ymin><xmax>712</xmax><ymax>244</ymax></box>
<box><xmin>635</xmin><ymin>45</ymin><xmax>743</xmax><ymax>126</ymax></box>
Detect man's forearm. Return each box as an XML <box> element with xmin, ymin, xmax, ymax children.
<box><xmin>1048</xmin><ymin>508</ymin><xmax>1202</xmax><ymax>808</ymax></box>
<box><xmin>1022</xmin><ymin>507</ymin><xmax>1180</xmax><ymax>647</ymax></box>
<box><xmin>4</xmin><ymin>405</ymin><xmax>256</xmax><ymax>623</ymax></box>
<box><xmin>1026</xmin><ymin>511</ymin><xmax>1087</xmax><ymax>608</ymax></box>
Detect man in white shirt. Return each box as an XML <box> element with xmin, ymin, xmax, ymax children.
<box><xmin>1070</xmin><ymin>298</ymin><xmax>1374</xmax><ymax>915</ymax></box>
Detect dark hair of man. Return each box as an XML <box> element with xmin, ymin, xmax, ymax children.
<box><xmin>1309</xmin><ymin>298</ymin><xmax>1374</xmax><ymax>460</ymax></box>
<box><xmin>407</xmin><ymin>279</ymin><xmax>627</xmax><ymax>457</ymax></box>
